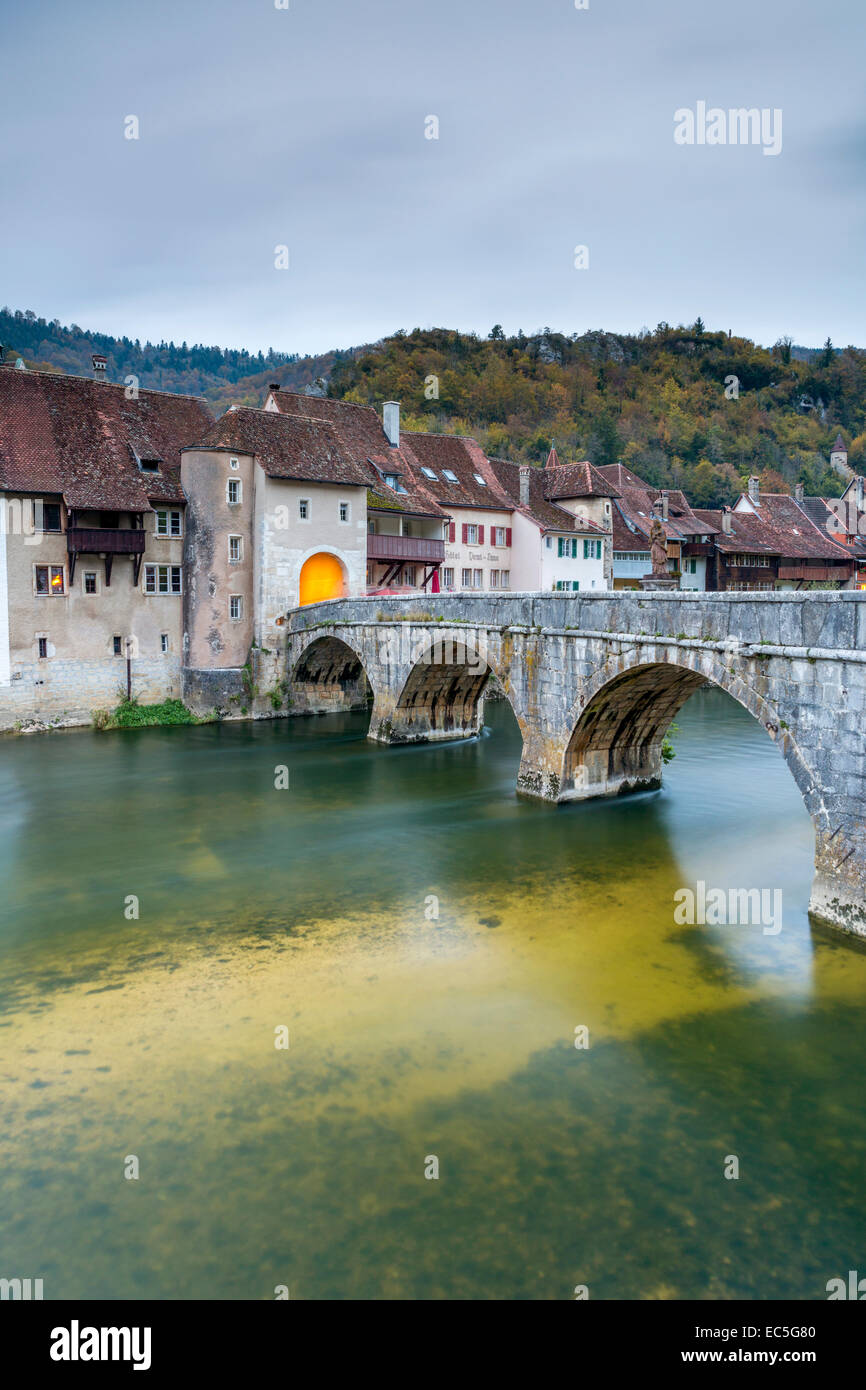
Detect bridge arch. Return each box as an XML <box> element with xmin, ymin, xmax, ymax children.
<box><xmin>386</xmin><ymin>631</ymin><xmax>527</xmax><ymax>746</ymax></box>
<box><xmin>559</xmin><ymin>650</ymin><xmax>824</xmax><ymax>831</ymax></box>
<box><xmin>288</xmin><ymin>632</ymin><xmax>373</xmax><ymax>715</ymax></box>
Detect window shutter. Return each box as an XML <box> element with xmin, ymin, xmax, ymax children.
<box><xmin>557</xmin><ymin>537</ymin><xmax>563</xmax><ymax>557</ymax></box>
<box><xmin>449</xmin><ymin>523</ymin><xmax>456</xmax><ymax>542</ymax></box>
<box><xmin>505</xmin><ymin>528</ymin><xmax>512</xmax><ymax>547</ymax></box>
<box><xmin>462</xmin><ymin>524</ymin><xmax>468</xmax><ymax>543</ymax></box>
<box><xmin>478</xmin><ymin>525</ymin><xmax>484</xmax><ymax>543</ymax></box>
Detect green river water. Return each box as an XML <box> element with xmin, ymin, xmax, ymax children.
<box><xmin>0</xmin><ymin>689</ymin><xmax>864</xmax><ymax>1300</ymax></box>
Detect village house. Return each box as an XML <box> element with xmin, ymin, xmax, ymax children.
<box><xmin>729</xmin><ymin>476</ymin><xmax>854</xmax><ymax>589</ymax></box>
<box><xmin>0</xmin><ymin>360</ymin><xmax>211</xmax><ymax>729</ymax></box>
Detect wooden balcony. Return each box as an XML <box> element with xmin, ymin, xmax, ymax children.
<box><xmin>777</xmin><ymin>564</ymin><xmax>852</xmax><ymax>582</ymax></box>
<box><xmin>367</xmin><ymin>534</ymin><xmax>444</xmax><ymax>563</ymax></box>
<box><xmin>67</xmin><ymin>527</ymin><xmax>146</xmax><ymax>555</ymax></box>
<box><xmin>67</xmin><ymin>528</ymin><xmax>146</xmax><ymax>587</ymax></box>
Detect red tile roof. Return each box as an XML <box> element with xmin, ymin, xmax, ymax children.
<box><xmin>0</xmin><ymin>366</ymin><xmax>212</xmax><ymax>509</ymax></box>
<box><xmin>486</xmin><ymin>457</ymin><xmax>606</xmax><ymax>534</ymax></box>
<box><xmin>543</xmin><ymin>458</ymin><xmax>621</xmax><ymax>500</ymax></box>
<box><xmin>191</xmin><ymin>407</ymin><xmax>373</xmax><ymax>486</ymax></box>
<box><xmin>596</xmin><ymin>462</ymin><xmax>717</xmax><ymax>542</ymax></box>
<box><xmin>733</xmin><ymin>494</ymin><xmax>854</xmax><ymax>561</ymax></box>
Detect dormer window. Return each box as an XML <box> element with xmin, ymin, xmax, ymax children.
<box><xmin>384</xmin><ymin>473</ymin><xmax>398</xmax><ymax>488</ymax></box>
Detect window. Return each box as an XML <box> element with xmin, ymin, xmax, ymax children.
<box><xmin>299</xmin><ymin>499</ymin><xmax>309</xmax><ymax>520</ymax></box>
<box><xmin>339</xmin><ymin>501</ymin><xmax>350</xmax><ymax>523</ymax></box>
<box><xmin>442</xmin><ymin>469</ymin><xmax>459</xmax><ymax>483</ymax></box>
<box><xmin>155</xmin><ymin>509</ymin><xmax>183</xmax><ymax>537</ymax></box>
<box><xmin>461</xmin><ymin>567</ymin><xmax>472</xmax><ymax>587</ymax></box>
<box><xmin>545</xmin><ymin>536</ymin><xmax>552</xmax><ymax>549</ymax></box>
<box><xmin>473</xmin><ymin>473</ymin><xmax>487</xmax><ymax>486</ymax></box>
<box><xmin>554</xmin><ymin>580</ymin><xmax>580</xmax><ymax>592</ymax></box>
<box><xmin>160</xmin><ymin>633</ymin><xmax>169</xmax><ymax>653</ymax></box>
<box><xmin>421</xmin><ymin>467</ymin><xmax>438</xmax><ymax>480</ymax></box>
<box><xmin>37</xmin><ymin>637</ymin><xmax>48</xmax><ymax>659</ymax></box>
<box><xmin>227</xmin><ymin>478</ymin><xmax>241</xmax><ymax>504</ymax></box>
<box><xmin>229</xmin><ymin>595</ymin><xmax>243</xmax><ymax>621</ymax></box>
<box><xmin>113</xmin><ymin>635</ymin><xmax>123</xmax><ymax>656</ymax></box>
<box><xmin>683</xmin><ymin>557</ymin><xmax>697</xmax><ymax>575</ymax></box>
<box><xmin>558</xmin><ymin>537</ymin><xmax>578</xmax><ymax>558</ymax></box>
<box><xmin>728</xmin><ymin>553</ymin><xmax>770</xmax><ymax>568</ymax></box>
<box><xmin>35</xmin><ymin>501</ymin><xmax>62</xmax><ymax>532</ymax></box>
<box><xmin>35</xmin><ymin>565</ymin><xmax>65</xmax><ymax>596</ymax></box>
<box><xmin>402</xmin><ymin>520</ymin><xmax>413</xmax><ymax>538</ymax></box>
<box><xmin>614</xmin><ymin>551</ymin><xmax>650</xmax><ymax>563</ymax></box>
<box><xmin>490</xmin><ymin>570</ymin><xmax>499</xmax><ymax>589</ymax></box>
<box><xmin>144</xmin><ymin>564</ymin><xmax>182</xmax><ymax>594</ymax></box>
<box><xmin>402</xmin><ymin>567</ymin><xmax>416</xmax><ymax>586</ymax></box>
<box><xmin>230</xmin><ymin>458</ymin><xmax>239</xmax><ymax>470</ymax></box>
<box><xmin>473</xmin><ymin>568</ymin><xmax>483</xmax><ymax>589</ymax></box>
<box><xmin>583</xmin><ymin>539</ymin><xmax>602</xmax><ymax>560</ymax></box>
<box><xmin>384</xmin><ymin>474</ymin><xmax>398</xmax><ymax>489</ymax></box>
<box><xmin>442</xmin><ymin>567</ymin><xmax>454</xmax><ymax>589</ymax></box>
<box><xmin>138</xmin><ymin>456</ymin><xmax>160</xmax><ymax>473</ymax></box>
<box><xmin>501</xmin><ymin>570</ymin><xmax>510</xmax><ymax>589</ymax></box>
<box><xmin>494</xmin><ymin>526</ymin><xmax>507</xmax><ymax>546</ymax></box>
<box><xmin>466</xmin><ymin>524</ymin><xmax>478</xmax><ymax>544</ymax></box>
<box><xmin>229</xmin><ymin>535</ymin><xmax>243</xmax><ymax>563</ymax></box>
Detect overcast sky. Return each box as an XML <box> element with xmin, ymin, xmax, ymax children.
<box><xmin>3</xmin><ymin>0</ymin><xmax>864</xmax><ymax>356</ymax></box>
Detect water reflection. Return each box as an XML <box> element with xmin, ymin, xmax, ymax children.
<box><xmin>0</xmin><ymin>690</ymin><xmax>861</xmax><ymax>1299</ymax></box>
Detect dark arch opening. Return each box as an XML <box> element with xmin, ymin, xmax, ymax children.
<box><xmin>391</xmin><ymin>637</ymin><xmax>523</xmax><ymax>745</ymax></box>
<box><xmin>290</xmin><ymin>635</ymin><xmax>372</xmax><ymax>715</ymax></box>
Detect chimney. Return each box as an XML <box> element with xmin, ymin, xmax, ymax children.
<box><xmin>519</xmin><ymin>465</ymin><xmax>531</xmax><ymax>506</ymax></box>
<box><xmin>656</xmin><ymin>489</ymin><xmax>669</xmax><ymax>522</ymax></box>
<box><xmin>747</xmin><ymin>475</ymin><xmax>760</xmax><ymax>505</ymax></box>
<box><xmin>383</xmin><ymin>401</ymin><xmax>400</xmax><ymax>448</ymax></box>
<box><xmin>721</xmin><ymin>507</ymin><xmax>732</xmax><ymax>534</ymax></box>
<box><xmin>856</xmin><ymin>477</ymin><xmax>865</xmax><ymax>514</ymax></box>
<box><xmin>268</xmin><ymin>382</ymin><xmax>280</xmax><ymax>393</ymax></box>
<box><xmin>795</xmin><ymin>482</ymin><xmax>804</xmax><ymax>503</ymax></box>
<box><xmin>92</xmin><ymin>353</ymin><xmax>107</xmax><ymax>383</ymax></box>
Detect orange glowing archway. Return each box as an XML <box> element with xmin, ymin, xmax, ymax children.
<box><xmin>299</xmin><ymin>552</ymin><xmax>347</xmax><ymax>606</ymax></box>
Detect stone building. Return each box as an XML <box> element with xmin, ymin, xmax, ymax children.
<box><xmin>0</xmin><ymin>362</ymin><xmax>211</xmax><ymax>730</ymax></box>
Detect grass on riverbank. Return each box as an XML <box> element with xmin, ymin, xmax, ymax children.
<box><xmin>93</xmin><ymin>697</ymin><xmax>207</xmax><ymax>731</ymax></box>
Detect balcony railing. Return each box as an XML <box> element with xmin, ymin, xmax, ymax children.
<box><xmin>777</xmin><ymin>564</ymin><xmax>852</xmax><ymax>582</ymax></box>
<box><xmin>367</xmin><ymin>534</ymin><xmax>445</xmax><ymax>563</ymax></box>
<box><xmin>67</xmin><ymin>528</ymin><xmax>146</xmax><ymax>555</ymax></box>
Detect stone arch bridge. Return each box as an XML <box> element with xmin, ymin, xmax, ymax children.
<box><xmin>284</xmin><ymin>592</ymin><xmax>866</xmax><ymax>939</ymax></box>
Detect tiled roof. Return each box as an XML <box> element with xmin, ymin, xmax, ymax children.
<box><xmin>190</xmin><ymin>407</ymin><xmax>372</xmax><ymax>486</ymax></box>
<box><xmin>486</xmin><ymin>457</ymin><xmax>606</xmax><ymax>534</ymax></box>
<box><xmin>401</xmin><ymin>432</ymin><xmax>509</xmax><ymax>510</ymax></box>
<box><xmin>266</xmin><ymin>391</ymin><xmax>447</xmax><ymax>517</ymax></box>
<box><xmin>0</xmin><ymin>366</ymin><xmax>212</xmax><ymax>509</ymax></box>
<box><xmin>736</xmin><ymin>493</ymin><xmax>854</xmax><ymax>561</ymax></box>
<box><xmin>543</xmin><ymin>458</ymin><xmax>621</xmax><ymax>500</ymax></box>
<box><xmin>693</xmin><ymin>508</ymin><xmax>780</xmax><ymax>556</ymax></box>
<box><xmin>596</xmin><ymin>461</ymin><xmax>717</xmax><ymax>543</ymax></box>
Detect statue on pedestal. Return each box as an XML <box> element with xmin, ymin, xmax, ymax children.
<box><xmin>650</xmin><ymin>518</ymin><xmax>668</xmax><ymax>577</ymax></box>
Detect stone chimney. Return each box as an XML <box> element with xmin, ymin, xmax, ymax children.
<box><xmin>92</xmin><ymin>353</ymin><xmax>107</xmax><ymax>383</ymax></box>
<box><xmin>655</xmin><ymin>490</ymin><xmax>669</xmax><ymax>522</ymax></box>
<box><xmin>856</xmin><ymin>477</ymin><xmax>865</xmax><ymax>514</ymax></box>
<box><xmin>747</xmin><ymin>475</ymin><xmax>760</xmax><ymax>505</ymax></box>
<box><xmin>519</xmin><ymin>465</ymin><xmax>531</xmax><ymax>506</ymax></box>
<box><xmin>795</xmin><ymin>482</ymin><xmax>804</xmax><ymax>503</ymax></box>
<box><xmin>383</xmin><ymin>401</ymin><xmax>400</xmax><ymax>448</ymax></box>
<box><xmin>721</xmin><ymin>507</ymin><xmax>732</xmax><ymax>534</ymax></box>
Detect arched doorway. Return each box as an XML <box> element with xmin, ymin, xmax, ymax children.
<box><xmin>298</xmin><ymin>553</ymin><xmax>347</xmax><ymax>606</ymax></box>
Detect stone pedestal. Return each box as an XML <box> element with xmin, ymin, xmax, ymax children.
<box><xmin>639</xmin><ymin>575</ymin><xmax>679</xmax><ymax>590</ymax></box>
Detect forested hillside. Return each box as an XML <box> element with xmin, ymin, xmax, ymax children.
<box><xmin>0</xmin><ymin>306</ymin><xmax>367</xmax><ymax>413</ymax></box>
<box><xmin>3</xmin><ymin>308</ymin><xmax>864</xmax><ymax>507</ymax></box>
<box><xmin>329</xmin><ymin>324</ymin><xmax>866</xmax><ymax>507</ymax></box>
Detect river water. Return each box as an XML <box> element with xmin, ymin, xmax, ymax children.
<box><xmin>0</xmin><ymin>689</ymin><xmax>864</xmax><ymax>1300</ymax></box>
